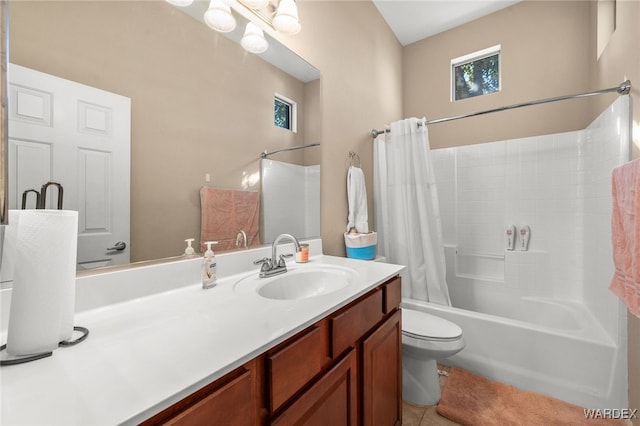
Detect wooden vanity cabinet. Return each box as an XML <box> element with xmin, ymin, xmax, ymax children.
<box><xmin>270</xmin><ymin>275</ymin><xmax>402</xmax><ymax>426</ymax></box>
<box><xmin>142</xmin><ymin>275</ymin><xmax>402</xmax><ymax>426</ymax></box>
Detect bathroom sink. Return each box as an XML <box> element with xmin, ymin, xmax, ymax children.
<box><xmin>234</xmin><ymin>265</ymin><xmax>359</xmax><ymax>300</ymax></box>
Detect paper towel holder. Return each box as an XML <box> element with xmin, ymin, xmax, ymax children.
<box><xmin>0</xmin><ymin>345</ymin><xmax>52</xmax><ymax>366</ymax></box>
<box><xmin>1</xmin><ymin>326</ymin><xmax>89</xmax><ymax>366</ymax></box>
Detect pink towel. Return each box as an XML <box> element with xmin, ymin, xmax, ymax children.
<box><xmin>200</xmin><ymin>187</ymin><xmax>260</xmax><ymax>252</ymax></box>
<box><xmin>609</xmin><ymin>158</ymin><xmax>640</xmax><ymax>318</ymax></box>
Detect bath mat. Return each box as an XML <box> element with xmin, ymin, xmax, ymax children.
<box><xmin>436</xmin><ymin>367</ymin><xmax>625</xmax><ymax>426</ymax></box>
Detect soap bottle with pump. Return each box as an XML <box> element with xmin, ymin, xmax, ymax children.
<box><xmin>184</xmin><ymin>238</ymin><xmax>196</xmax><ymax>257</ymax></box>
<box><xmin>505</xmin><ymin>225</ymin><xmax>516</xmax><ymax>251</ymax></box>
<box><xmin>202</xmin><ymin>241</ymin><xmax>218</xmax><ymax>289</ymax></box>
<box><xmin>519</xmin><ymin>225</ymin><xmax>531</xmax><ymax>251</ymax></box>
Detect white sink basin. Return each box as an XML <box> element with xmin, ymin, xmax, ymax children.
<box><xmin>234</xmin><ymin>265</ymin><xmax>359</xmax><ymax>300</ymax></box>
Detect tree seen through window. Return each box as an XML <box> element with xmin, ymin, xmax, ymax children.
<box><xmin>454</xmin><ymin>53</ymin><xmax>500</xmax><ymax>100</ymax></box>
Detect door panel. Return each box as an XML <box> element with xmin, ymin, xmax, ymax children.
<box><xmin>6</xmin><ymin>63</ymin><xmax>131</xmax><ymax>270</ymax></box>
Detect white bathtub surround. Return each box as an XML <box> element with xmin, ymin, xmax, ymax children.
<box><xmin>427</xmin><ymin>96</ymin><xmax>631</xmax><ymax>408</ymax></box>
<box><xmin>0</xmin><ymin>238</ymin><xmax>405</xmax><ymax>425</ymax></box>
<box><xmin>404</xmin><ymin>298</ymin><xmax>619</xmax><ymax>409</ymax></box>
<box><xmin>374</xmin><ymin>117</ymin><xmax>450</xmax><ymax>305</ymax></box>
<box><xmin>261</xmin><ymin>159</ymin><xmax>320</xmax><ymax>242</ymax></box>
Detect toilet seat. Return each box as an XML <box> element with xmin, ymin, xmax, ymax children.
<box><xmin>402</xmin><ymin>309</ymin><xmax>462</xmax><ymax>342</ymax></box>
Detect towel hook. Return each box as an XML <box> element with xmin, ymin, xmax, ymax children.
<box><xmin>348</xmin><ymin>151</ymin><xmax>361</xmax><ymax>168</ymax></box>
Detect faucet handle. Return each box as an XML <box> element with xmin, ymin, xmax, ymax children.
<box><xmin>277</xmin><ymin>253</ymin><xmax>293</xmax><ymax>267</ymax></box>
<box><xmin>254</xmin><ymin>257</ymin><xmax>272</xmax><ymax>271</ymax></box>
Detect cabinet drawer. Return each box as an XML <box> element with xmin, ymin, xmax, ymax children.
<box><xmin>267</xmin><ymin>325</ymin><xmax>324</xmax><ymax>413</ymax></box>
<box><xmin>383</xmin><ymin>277</ymin><xmax>401</xmax><ymax>314</ymax></box>
<box><xmin>330</xmin><ymin>289</ymin><xmax>383</xmax><ymax>357</ymax></box>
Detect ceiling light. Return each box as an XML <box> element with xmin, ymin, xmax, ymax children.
<box><xmin>165</xmin><ymin>0</ymin><xmax>194</xmax><ymax>6</ymax></box>
<box><xmin>241</xmin><ymin>22</ymin><xmax>269</xmax><ymax>54</ymax></box>
<box><xmin>272</xmin><ymin>0</ymin><xmax>301</xmax><ymax>35</ymax></box>
<box><xmin>204</xmin><ymin>0</ymin><xmax>237</xmax><ymax>33</ymax></box>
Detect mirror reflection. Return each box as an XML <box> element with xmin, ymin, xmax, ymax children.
<box><xmin>6</xmin><ymin>0</ymin><xmax>321</xmax><ymax>271</ymax></box>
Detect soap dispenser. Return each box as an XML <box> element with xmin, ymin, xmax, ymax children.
<box><xmin>519</xmin><ymin>226</ymin><xmax>531</xmax><ymax>251</ymax></box>
<box><xmin>184</xmin><ymin>238</ymin><xmax>196</xmax><ymax>257</ymax></box>
<box><xmin>202</xmin><ymin>241</ymin><xmax>219</xmax><ymax>289</ymax></box>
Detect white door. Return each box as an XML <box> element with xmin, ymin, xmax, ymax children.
<box><xmin>7</xmin><ymin>63</ymin><xmax>131</xmax><ymax>270</ymax></box>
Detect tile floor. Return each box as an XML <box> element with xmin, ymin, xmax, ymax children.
<box><xmin>402</xmin><ymin>365</ymin><xmax>461</xmax><ymax>426</ymax></box>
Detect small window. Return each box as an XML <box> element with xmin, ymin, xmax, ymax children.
<box><xmin>274</xmin><ymin>94</ymin><xmax>297</xmax><ymax>132</ymax></box>
<box><xmin>451</xmin><ymin>45</ymin><xmax>500</xmax><ymax>101</ymax></box>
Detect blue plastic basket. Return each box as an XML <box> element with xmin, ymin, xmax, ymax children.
<box><xmin>346</xmin><ymin>244</ymin><xmax>377</xmax><ymax>260</ymax></box>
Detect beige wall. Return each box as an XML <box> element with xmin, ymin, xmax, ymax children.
<box><xmin>10</xmin><ymin>1</ymin><xmax>315</xmax><ymax>260</ymax></box>
<box><xmin>9</xmin><ymin>1</ymin><xmax>404</xmax><ymax>261</ymax></box>
<box><xmin>273</xmin><ymin>1</ymin><xmax>404</xmax><ymax>256</ymax></box>
<box><xmin>403</xmin><ymin>1</ymin><xmax>596</xmax><ymax>149</ymax></box>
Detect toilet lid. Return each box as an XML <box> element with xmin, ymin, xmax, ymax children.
<box><xmin>402</xmin><ymin>309</ymin><xmax>463</xmax><ymax>341</ymax></box>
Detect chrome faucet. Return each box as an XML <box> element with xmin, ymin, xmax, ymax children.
<box><xmin>235</xmin><ymin>230</ymin><xmax>248</xmax><ymax>248</ymax></box>
<box><xmin>254</xmin><ymin>233</ymin><xmax>301</xmax><ymax>278</ymax></box>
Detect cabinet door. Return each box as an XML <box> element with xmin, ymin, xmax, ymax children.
<box><xmin>270</xmin><ymin>349</ymin><xmax>358</xmax><ymax>426</ymax></box>
<box><xmin>362</xmin><ymin>309</ymin><xmax>402</xmax><ymax>426</ymax></box>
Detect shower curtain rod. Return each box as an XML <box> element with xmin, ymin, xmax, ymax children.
<box><xmin>260</xmin><ymin>143</ymin><xmax>320</xmax><ymax>159</ymax></box>
<box><xmin>370</xmin><ymin>80</ymin><xmax>632</xmax><ymax>138</ymax></box>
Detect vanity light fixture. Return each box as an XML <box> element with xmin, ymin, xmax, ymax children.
<box><xmin>241</xmin><ymin>22</ymin><xmax>269</xmax><ymax>54</ymax></box>
<box><xmin>197</xmin><ymin>0</ymin><xmax>301</xmax><ymax>53</ymax></box>
<box><xmin>204</xmin><ymin>0</ymin><xmax>237</xmax><ymax>33</ymax></box>
<box><xmin>272</xmin><ymin>0</ymin><xmax>301</xmax><ymax>35</ymax></box>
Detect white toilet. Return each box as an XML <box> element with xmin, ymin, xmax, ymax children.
<box><xmin>402</xmin><ymin>308</ymin><xmax>465</xmax><ymax>406</ymax></box>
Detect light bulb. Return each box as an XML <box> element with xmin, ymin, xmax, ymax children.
<box><xmin>204</xmin><ymin>0</ymin><xmax>237</xmax><ymax>33</ymax></box>
<box><xmin>273</xmin><ymin>0</ymin><xmax>300</xmax><ymax>35</ymax></box>
<box><xmin>241</xmin><ymin>22</ymin><xmax>268</xmax><ymax>54</ymax></box>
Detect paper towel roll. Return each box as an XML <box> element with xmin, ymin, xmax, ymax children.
<box><xmin>6</xmin><ymin>210</ymin><xmax>78</xmax><ymax>356</ymax></box>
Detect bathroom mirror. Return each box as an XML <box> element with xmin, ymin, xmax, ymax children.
<box><xmin>4</xmin><ymin>0</ymin><xmax>321</xmax><ymax>272</ymax></box>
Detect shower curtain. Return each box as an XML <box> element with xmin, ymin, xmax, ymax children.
<box><xmin>373</xmin><ymin>117</ymin><xmax>451</xmax><ymax>305</ymax></box>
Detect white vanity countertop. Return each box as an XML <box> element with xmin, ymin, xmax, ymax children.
<box><xmin>0</xmin><ymin>252</ymin><xmax>404</xmax><ymax>425</ymax></box>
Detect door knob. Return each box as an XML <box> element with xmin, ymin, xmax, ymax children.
<box><xmin>107</xmin><ymin>241</ymin><xmax>127</xmax><ymax>251</ymax></box>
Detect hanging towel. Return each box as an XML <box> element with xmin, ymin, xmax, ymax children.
<box><xmin>347</xmin><ymin>165</ymin><xmax>369</xmax><ymax>233</ymax></box>
<box><xmin>609</xmin><ymin>158</ymin><xmax>640</xmax><ymax>318</ymax></box>
<box><xmin>200</xmin><ymin>187</ymin><xmax>260</xmax><ymax>252</ymax></box>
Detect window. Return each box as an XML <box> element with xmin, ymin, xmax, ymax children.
<box><xmin>274</xmin><ymin>94</ymin><xmax>297</xmax><ymax>132</ymax></box>
<box><xmin>451</xmin><ymin>45</ymin><xmax>500</xmax><ymax>101</ymax></box>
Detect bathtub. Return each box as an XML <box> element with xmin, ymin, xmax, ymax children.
<box><xmin>401</xmin><ymin>296</ymin><xmax>626</xmax><ymax>409</ymax></box>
